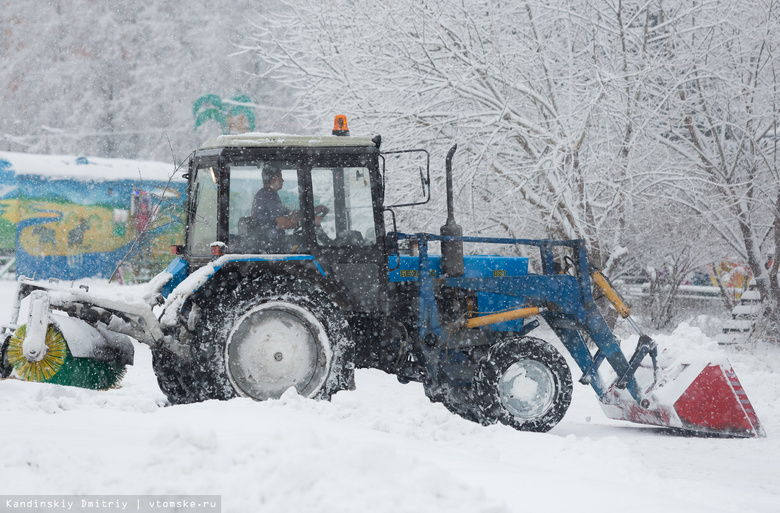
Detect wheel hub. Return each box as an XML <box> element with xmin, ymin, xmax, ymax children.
<box><xmin>498</xmin><ymin>360</ymin><xmax>556</xmax><ymax>420</ymax></box>
<box><xmin>225</xmin><ymin>302</ymin><xmax>330</xmax><ymax>400</ymax></box>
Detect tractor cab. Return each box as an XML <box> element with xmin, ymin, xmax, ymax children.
<box><xmin>184</xmin><ymin>127</ymin><xmax>390</xmax><ymax>312</ymax></box>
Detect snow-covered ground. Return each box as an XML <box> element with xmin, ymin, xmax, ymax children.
<box><xmin>1</xmin><ymin>279</ymin><xmax>779</xmax><ymax>512</ymax></box>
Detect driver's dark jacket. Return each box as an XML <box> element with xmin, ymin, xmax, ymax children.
<box><xmin>252</xmin><ymin>187</ymin><xmax>290</xmax><ymax>246</ymax></box>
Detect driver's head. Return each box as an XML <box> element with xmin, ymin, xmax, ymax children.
<box><xmin>262</xmin><ymin>164</ymin><xmax>283</xmax><ymax>185</ymax></box>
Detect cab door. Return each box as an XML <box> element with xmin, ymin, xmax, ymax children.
<box><xmin>304</xmin><ymin>156</ymin><xmax>389</xmax><ymax>313</ymax></box>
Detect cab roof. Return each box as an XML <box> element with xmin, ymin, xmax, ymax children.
<box><xmin>198</xmin><ymin>133</ymin><xmax>378</xmax><ymax>150</ymax></box>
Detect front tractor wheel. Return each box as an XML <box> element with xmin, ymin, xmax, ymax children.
<box><xmin>193</xmin><ymin>276</ymin><xmax>354</xmax><ymax>402</ymax></box>
<box><xmin>476</xmin><ymin>336</ymin><xmax>572</xmax><ymax>433</ymax></box>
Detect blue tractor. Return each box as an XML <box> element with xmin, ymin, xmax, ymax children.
<box><xmin>2</xmin><ymin>117</ymin><xmax>763</xmax><ymax>436</ymax></box>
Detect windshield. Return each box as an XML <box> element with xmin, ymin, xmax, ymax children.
<box><xmin>229</xmin><ymin>163</ymin><xmax>300</xmax><ymax>232</ymax></box>
<box><xmin>222</xmin><ymin>158</ymin><xmax>377</xmax><ymax>253</ymax></box>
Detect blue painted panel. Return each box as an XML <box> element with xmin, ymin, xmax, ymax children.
<box><xmin>388</xmin><ymin>254</ymin><xmax>442</xmax><ymax>281</ymax></box>
<box><xmin>388</xmin><ymin>254</ymin><xmax>529</xmax><ymax>332</ymax></box>
<box><xmin>16</xmin><ymin>240</ymin><xmax>135</xmax><ymax>280</ymax></box>
<box><xmin>160</xmin><ymin>256</ymin><xmax>188</xmax><ymax>298</ymax></box>
<box><xmin>465</xmin><ymin>256</ymin><xmax>528</xmax><ymax>332</ymax></box>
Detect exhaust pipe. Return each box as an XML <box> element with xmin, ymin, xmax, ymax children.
<box><xmin>441</xmin><ymin>144</ymin><xmax>464</xmax><ymax>278</ymax></box>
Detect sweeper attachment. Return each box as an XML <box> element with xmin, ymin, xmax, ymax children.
<box><xmin>1</xmin><ymin>285</ymin><xmax>136</xmax><ymax>390</ymax></box>
<box><xmin>0</xmin><ymin>123</ymin><xmax>765</xmax><ymax>438</ymax></box>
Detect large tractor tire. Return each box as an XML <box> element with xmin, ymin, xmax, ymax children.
<box><xmin>192</xmin><ymin>275</ymin><xmax>354</xmax><ymax>402</ymax></box>
<box><xmin>475</xmin><ymin>336</ymin><xmax>572</xmax><ymax>433</ymax></box>
<box><xmin>151</xmin><ymin>347</ymin><xmax>201</xmax><ymax>405</ymax></box>
<box><xmin>1</xmin><ymin>333</ymin><xmax>12</xmax><ymax>378</ymax></box>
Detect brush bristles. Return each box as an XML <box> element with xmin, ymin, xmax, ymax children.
<box><xmin>7</xmin><ymin>324</ymin><xmax>68</xmax><ymax>381</ymax></box>
<box><xmin>7</xmin><ymin>324</ymin><xmax>126</xmax><ymax>390</ymax></box>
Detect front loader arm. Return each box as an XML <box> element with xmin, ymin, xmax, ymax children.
<box><xmin>441</xmin><ymin>273</ymin><xmax>645</xmax><ymax>404</ymax></box>
<box><xmin>410</xmin><ymin>232</ymin><xmax>645</xmax><ymax>403</ymax></box>
<box><xmin>406</xmin><ymin>232</ymin><xmax>763</xmax><ymax>437</ymax></box>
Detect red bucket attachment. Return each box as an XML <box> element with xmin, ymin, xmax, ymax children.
<box><xmin>600</xmin><ymin>350</ymin><xmax>764</xmax><ymax>438</ymax></box>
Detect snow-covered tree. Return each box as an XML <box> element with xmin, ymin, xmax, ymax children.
<box><xmin>245</xmin><ymin>0</ymin><xmax>683</xmax><ymax>272</ymax></box>
<box><xmin>0</xmin><ymin>0</ymin><xmax>294</xmax><ymax>162</ymax></box>
<box><xmin>650</xmin><ymin>0</ymin><xmax>780</xmax><ymax>328</ymax></box>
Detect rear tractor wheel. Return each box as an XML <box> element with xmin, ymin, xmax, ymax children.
<box><xmin>151</xmin><ymin>347</ymin><xmax>200</xmax><ymax>405</ymax></box>
<box><xmin>475</xmin><ymin>336</ymin><xmax>572</xmax><ymax>433</ymax></box>
<box><xmin>193</xmin><ymin>276</ymin><xmax>354</xmax><ymax>402</ymax></box>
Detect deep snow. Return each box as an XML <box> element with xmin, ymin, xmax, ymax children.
<box><xmin>1</xmin><ymin>279</ymin><xmax>779</xmax><ymax>513</ymax></box>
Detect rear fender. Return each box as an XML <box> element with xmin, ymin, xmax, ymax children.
<box><xmin>159</xmin><ymin>254</ymin><xmax>335</xmax><ymax>331</ymax></box>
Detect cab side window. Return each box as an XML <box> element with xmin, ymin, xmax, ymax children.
<box><xmin>311</xmin><ymin>166</ymin><xmax>376</xmax><ymax>247</ymax></box>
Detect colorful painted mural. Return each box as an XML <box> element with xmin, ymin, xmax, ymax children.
<box><xmin>0</xmin><ymin>151</ymin><xmax>186</xmax><ymax>280</ymax></box>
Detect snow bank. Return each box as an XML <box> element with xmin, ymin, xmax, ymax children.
<box><xmin>1</xmin><ymin>281</ymin><xmax>779</xmax><ymax>512</ymax></box>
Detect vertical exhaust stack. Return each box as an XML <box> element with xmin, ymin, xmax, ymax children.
<box><xmin>441</xmin><ymin>144</ymin><xmax>464</xmax><ymax>278</ymax></box>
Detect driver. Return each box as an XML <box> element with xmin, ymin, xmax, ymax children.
<box><xmin>251</xmin><ymin>165</ymin><xmax>326</xmax><ymax>249</ymax></box>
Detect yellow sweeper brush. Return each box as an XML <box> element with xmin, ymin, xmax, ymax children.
<box><xmin>4</xmin><ymin>324</ymin><xmax>127</xmax><ymax>390</ymax></box>
<box><xmin>1</xmin><ymin>291</ymin><xmax>134</xmax><ymax>390</ymax></box>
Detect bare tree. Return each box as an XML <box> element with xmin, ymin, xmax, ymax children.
<box><xmin>246</xmin><ymin>0</ymin><xmax>780</xmax><ymax>342</ymax></box>
<box><xmin>651</xmin><ymin>0</ymin><xmax>780</xmax><ymax>331</ymax></box>
<box><xmin>245</xmin><ymin>0</ymin><xmax>676</xmax><ymax>271</ymax></box>
<box><xmin>622</xmin><ymin>195</ymin><xmax>722</xmax><ymax>328</ymax></box>
<box><xmin>0</xmin><ymin>0</ymin><xmax>293</xmax><ymax>161</ymax></box>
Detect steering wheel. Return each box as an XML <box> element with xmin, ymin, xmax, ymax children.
<box><xmin>333</xmin><ymin>230</ymin><xmax>364</xmax><ymax>245</ymax></box>
<box><xmin>311</xmin><ymin>206</ymin><xmax>331</xmax><ymax>243</ymax></box>
<box><xmin>315</xmin><ymin>225</ymin><xmax>332</xmax><ymax>244</ymax></box>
